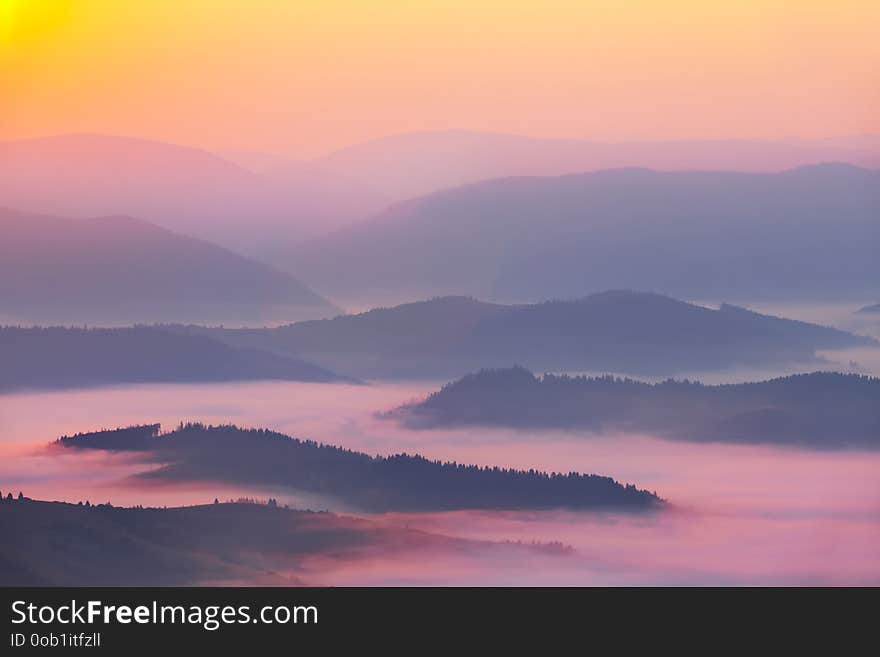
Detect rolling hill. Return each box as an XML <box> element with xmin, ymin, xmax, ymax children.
<box><xmin>57</xmin><ymin>423</ymin><xmax>662</xmax><ymax>512</ymax></box>
<box><xmin>171</xmin><ymin>291</ymin><xmax>877</xmax><ymax>379</ymax></box>
<box><xmin>0</xmin><ymin>326</ymin><xmax>344</xmax><ymax>392</ymax></box>
<box><xmin>395</xmin><ymin>368</ymin><xmax>880</xmax><ymax>448</ymax></box>
<box><xmin>0</xmin><ymin>206</ymin><xmax>337</xmax><ymax>324</ymax></box>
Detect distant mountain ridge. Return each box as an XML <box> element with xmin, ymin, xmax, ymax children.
<box><xmin>168</xmin><ymin>291</ymin><xmax>876</xmax><ymax>379</ymax></box>
<box><xmin>58</xmin><ymin>422</ymin><xmax>662</xmax><ymax>512</ymax></box>
<box><xmin>0</xmin><ymin>326</ymin><xmax>345</xmax><ymax>392</ymax></box>
<box><xmin>291</xmin><ymin>164</ymin><xmax>880</xmax><ymax>303</ymax></box>
<box><xmin>5</xmin><ymin>132</ymin><xmax>879</xmax><ymax>291</ymax></box>
<box><xmin>0</xmin><ymin>134</ymin><xmax>389</xmax><ymax>259</ymax></box>
<box><xmin>0</xmin><ymin>206</ymin><xmax>337</xmax><ymax>325</ymax></box>
<box><xmin>314</xmin><ymin>130</ymin><xmax>880</xmax><ymax>199</ymax></box>
<box><xmin>395</xmin><ymin>367</ymin><xmax>880</xmax><ymax>448</ymax></box>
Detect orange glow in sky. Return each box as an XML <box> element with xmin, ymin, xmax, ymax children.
<box><xmin>1</xmin><ymin>0</ymin><xmax>878</xmax><ymax>156</ymax></box>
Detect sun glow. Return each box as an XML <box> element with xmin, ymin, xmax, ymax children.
<box><xmin>1</xmin><ymin>1</ymin><xmax>877</xmax><ymax>155</ymax></box>
<box><xmin>0</xmin><ymin>0</ymin><xmax>71</xmax><ymax>47</ymax></box>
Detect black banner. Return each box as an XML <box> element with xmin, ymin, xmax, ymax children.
<box><xmin>0</xmin><ymin>587</ymin><xmax>871</xmax><ymax>651</ymax></box>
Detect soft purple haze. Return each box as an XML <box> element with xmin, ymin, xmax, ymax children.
<box><xmin>0</xmin><ymin>134</ymin><xmax>389</xmax><ymax>258</ymax></box>
<box><xmin>314</xmin><ymin>130</ymin><xmax>880</xmax><ymax>200</ymax></box>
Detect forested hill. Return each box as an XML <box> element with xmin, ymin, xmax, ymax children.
<box><xmin>58</xmin><ymin>422</ymin><xmax>662</xmax><ymax>512</ymax></box>
<box><xmin>0</xmin><ymin>497</ymin><xmax>458</xmax><ymax>586</ymax></box>
<box><xmin>396</xmin><ymin>368</ymin><xmax>880</xmax><ymax>448</ymax></box>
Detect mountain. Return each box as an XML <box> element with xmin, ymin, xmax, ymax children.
<box><xmin>0</xmin><ymin>134</ymin><xmax>389</xmax><ymax>259</ymax></box>
<box><xmin>0</xmin><ymin>206</ymin><xmax>337</xmax><ymax>324</ymax></box>
<box><xmin>0</xmin><ymin>326</ymin><xmax>344</xmax><ymax>392</ymax></box>
<box><xmin>395</xmin><ymin>368</ymin><xmax>880</xmax><ymax>448</ymax></box>
<box><xmin>291</xmin><ymin>164</ymin><xmax>880</xmax><ymax>303</ymax></box>
<box><xmin>171</xmin><ymin>292</ymin><xmax>876</xmax><ymax>379</ymax></box>
<box><xmin>857</xmin><ymin>304</ymin><xmax>880</xmax><ymax>314</ymax></box>
<box><xmin>58</xmin><ymin>423</ymin><xmax>662</xmax><ymax>512</ymax></box>
<box><xmin>0</xmin><ymin>497</ymin><xmax>467</xmax><ymax>586</ymax></box>
<box><xmin>314</xmin><ymin>130</ymin><xmax>880</xmax><ymax>200</ymax></box>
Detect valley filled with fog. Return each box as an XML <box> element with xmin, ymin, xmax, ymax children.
<box><xmin>3</xmin><ymin>368</ymin><xmax>878</xmax><ymax>584</ymax></box>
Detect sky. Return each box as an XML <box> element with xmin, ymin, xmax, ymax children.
<box><xmin>1</xmin><ymin>0</ymin><xmax>878</xmax><ymax>158</ymax></box>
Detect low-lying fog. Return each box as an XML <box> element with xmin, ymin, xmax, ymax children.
<box><xmin>2</xmin><ymin>373</ymin><xmax>879</xmax><ymax>585</ymax></box>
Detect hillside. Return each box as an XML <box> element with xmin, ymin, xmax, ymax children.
<box><xmin>290</xmin><ymin>164</ymin><xmax>880</xmax><ymax>302</ymax></box>
<box><xmin>0</xmin><ymin>497</ymin><xmax>463</xmax><ymax>586</ymax></box>
<box><xmin>57</xmin><ymin>423</ymin><xmax>662</xmax><ymax>512</ymax></box>
<box><xmin>0</xmin><ymin>326</ymin><xmax>343</xmax><ymax>392</ymax></box>
<box><xmin>0</xmin><ymin>207</ymin><xmax>337</xmax><ymax>324</ymax></box>
<box><xmin>178</xmin><ymin>292</ymin><xmax>876</xmax><ymax>379</ymax></box>
<box><xmin>396</xmin><ymin>368</ymin><xmax>880</xmax><ymax>448</ymax></box>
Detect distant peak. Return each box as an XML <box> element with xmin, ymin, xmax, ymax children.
<box><xmin>781</xmin><ymin>161</ymin><xmax>874</xmax><ymax>175</ymax></box>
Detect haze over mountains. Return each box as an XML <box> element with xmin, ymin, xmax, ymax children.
<box><xmin>0</xmin><ymin>134</ymin><xmax>388</xmax><ymax>259</ymax></box>
<box><xmin>397</xmin><ymin>368</ymin><xmax>880</xmax><ymax>448</ymax></box>
<box><xmin>314</xmin><ymin>130</ymin><xmax>880</xmax><ymax>199</ymax></box>
<box><xmin>170</xmin><ymin>292</ymin><xmax>875</xmax><ymax>379</ymax></box>
<box><xmin>3</xmin><ymin>131</ymin><xmax>879</xmax><ymax>290</ymax></box>
<box><xmin>0</xmin><ymin>207</ymin><xmax>336</xmax><ymax>325</ymax></box>
<box><xmin>292</xmin><ymin>164</ymin><xmax>880</xmax><ymax>303</ymax></box>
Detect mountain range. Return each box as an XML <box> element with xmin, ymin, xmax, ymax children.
<box><xmin>167</xmin><ymin>291</ymin><xmax>877</xmax><ymax>379</ymax></box>
<box><xmin>4</xmin><ymin>132</ymin><xmax>879</xmax><ymax>298</ymax></box>
<box><xmin>290</xmin><ymin>164</ymin><xmax>879</xmax><ymax>304</ymax></box>
<box><xmin>0</xmin><ymin>134</ymin><xmax>388</xmax><ymax>260</ymax></box>
<box><xmin>314</xmin><ymin>130</ymin><xmax>880</xmax><ymax>200</ymax></box>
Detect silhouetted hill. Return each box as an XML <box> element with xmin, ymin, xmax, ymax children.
<box><xmin>857</xmin><ymin>304</ymin><xmax>880</xmax><ymax>314</ymax></box>
<box><xmin>58</xmin><ymin>423</ymin><xmax>662</xmax><ymax>512</ymax></box>
<box><xmin>0</xmin><ymin>134</ymin><xmax>388</xmax><ymax>259</ymax></box>
<box><xmin>396</xmin><ymin>368</ymin><xmax>880</xmax><ymax>448</ymax></box>
<box><xmin>178</xmin><ymin>292</ymin><xmax>876</xmax><ymax>379</ymax></box>
<box><xmin>291</xmin><ymin>164</ymin><xmax>880</xmax><ymax>302</ymax></box>
<box><xmin>0</xmin><ymin>326</ymin><xmax>344</xmax><ymax>392</ymax></box>
<box><xmin>0</xmin><ymin>207</ymin><xmax>337</xmax><ymax>324</ymax></box>
<box><xmin>0</xmin><ymin>497</ymin><xmax>464</xmax><ymax>586</ymax></box>
<box><xmin>315</xmin><ymin>130</ymin><xmax>880</xmax><ymax>199</ymax></box>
